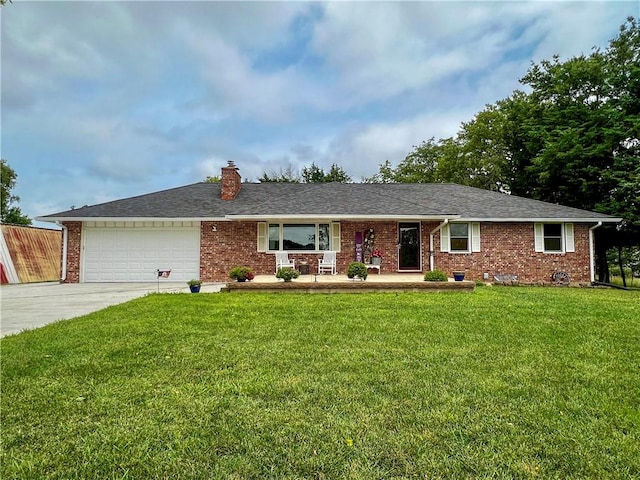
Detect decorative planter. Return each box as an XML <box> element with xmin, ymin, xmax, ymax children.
<box><xmin>453</xmin><ymin>271</ymin><xmax>465</xmax><ymax>281</ymax></box>
<box><xmin>370</xmin><ymin>256</ymin><xmax>381</xmax><ymax>265</ymax></box>
<box><xmin>237</xmin><ymin>278</ymin><xmax>247</xmax><ymax>282</ymax></box>
<box><xmin>189</xmin><ymin>285</ymin><xmax>201</xmax><ymax>293</ymax></box>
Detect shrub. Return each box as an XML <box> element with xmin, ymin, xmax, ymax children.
<box><xmin>424</xmin><ymin>270</ymin><xmax>448</xmax><ymax>281</ymax></box>
<box><xmin>187</xmin><ymin>279</ymin><xmax>202</xmax><ymax>287</ymax></box>
<box><xmin>276</xmin><ymin>267</ymin><xmax>300</xmax><ymax>282</ymax></box>
<box><xmin>229</xmin><ymin>266</ymin><xmax>253</xmax><ymax>280</ymax></box>
<box><xmin>347</xmin><ymin>262</ymin><xmax>368</xmax><ymax>280</ymax></box>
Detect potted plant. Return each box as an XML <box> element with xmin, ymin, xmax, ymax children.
<box><xmin>276</xmin><ymin>267</ymin><xmax>300</xmax><ymax>282</ymax></box>
<box><xmin>347</xmin><ymin>262</ymin><xmax>368</xmax><ymax>280</ymax></box>
<box><xmin>370</xmin><ymin>249</ymin><xmax>383</xmax><ymax>265</ymax></box>
<box><xmin>453</xmin><ymin>270</ymin><xmax>466</xmax><ymax>281</ymax></box>
<box><xmin>229</xmin><ymin>266</ymin><xmax>253</xmax><ymax>282</ymax></box>
<box><xmin>187</xmin><ymin>279</ymin><xmax>202</xmax><ymax>293</ymax></box>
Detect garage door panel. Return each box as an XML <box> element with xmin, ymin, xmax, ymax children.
<box><xmin>112</xmin><ymin>260</ymin><xmax>128</xmax><ymax>269</ymax></box>
<box><xmin>83</xmin><ymin>226</ymin><xmax>200</xmax><ymax>283</ymax></box>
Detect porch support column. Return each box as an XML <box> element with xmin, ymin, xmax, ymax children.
<box><xmin>589</xmin><ymin>221</ymin><xmax>602</xmax><ymax>283</ymax></box>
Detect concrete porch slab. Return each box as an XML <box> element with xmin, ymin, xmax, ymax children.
<box><xmin>223</xmin><ymin>274</ymin><xmax>475</xmax><ymax>293</ymax></box>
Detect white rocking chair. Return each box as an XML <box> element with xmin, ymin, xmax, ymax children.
<box><xmin>275</xmin><ymin>251</ymin><xmax>295</xmax><ymax>273</ymax></box>
<box><xmin>318</xmin><ymin>251</ymin><xmax>337</xmax><ymax>275</ymax></box>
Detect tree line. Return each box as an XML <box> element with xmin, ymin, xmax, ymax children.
<box><xmin>258</xmin><ymin>163</ymin><xmax>352</xmax><ymax>184</ymax></box>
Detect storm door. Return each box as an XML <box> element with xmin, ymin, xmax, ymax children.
<box><xmin>398</xmin><ymin>222</ymin><xmax>421</xmax><ymax>271</ymax></box>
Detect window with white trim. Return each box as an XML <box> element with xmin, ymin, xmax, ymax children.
<box><xmin>266</xmin><ymin>223</ymin><xmax>333</xmax><ymax>251</ymax></box>
<box><xmin>441</xmin><ymin>222</ymin><xmax>481</xmax><ymax>253</ymax></box>
<box><xmin>450</xmin><ymin>223</ymin><xmax>469</xmax><ymax>251</ymax></box>
<box><xmin>544</xmin><ymin>224</ymin><xmax>562</xmax><ymax>251</ymax></box>
<box><xmin>534</xmin><ymin>223</ymin><xmax>575</xmax><ymax>253</ymax></box>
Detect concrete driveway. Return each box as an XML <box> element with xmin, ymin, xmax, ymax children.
<box><xmin>0</xmin><ymin>282</ymin><xmax>223</xmax><ymax>338</ymax></box>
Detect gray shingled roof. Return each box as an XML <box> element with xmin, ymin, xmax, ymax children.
<box><xmin>37</xmin><ymin>182</ymin><xmax>620</xmax><ymax>222</ymax></box>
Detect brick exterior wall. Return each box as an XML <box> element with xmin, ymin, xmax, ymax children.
<box><xmin>62</xmin><ymin>222</ymin><xmax>82</xmax><ymax>283</ymax></box>
<box><xmin>202</xmin><ymin>220</ymin><xmax>591</xmax><ymax>284</ymax></box>
<box><xmin>201</xmin><ymin>221</ymin><xmax>358</xmax><ymax>281</ymax></box>
<box><xmin>428</xmin><ymin>221</ymin><xmax>592</xmax><ymax>284</ymax></box>
<box><xmin>200</xmin><ymin>221</ymin><xmax>269</xmax><ymax>280</ymax></box>
<box><xmin>340</xmin><ymin>221</ymin><xmax>399</xmax><ymax>272</ymax></box>
<box><xmin>201</xmin><ymin>220</ymin><xmax>403</xmax><ymax>281</ymax></box>
<box><xmin>63</xmin><ymin>220</ymin><xmax>594</xmax><ymax>284</ymax></box>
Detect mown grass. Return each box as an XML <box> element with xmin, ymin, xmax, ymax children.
<box><xmin>1</xmin><ymin>287</ymin><xmax>639</xmax><ymax>479</ymax></box>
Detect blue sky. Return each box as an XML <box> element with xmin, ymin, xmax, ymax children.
<box><xmin>2</xmin><ymin>1</ymin><xmax>637</xmax><ymax>227</ymax></box>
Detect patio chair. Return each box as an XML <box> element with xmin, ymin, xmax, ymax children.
<box><xmin>275</xmin><ymin>251</ymin><xmax>295</xmax><ymax>273</ymax></box>
<box><xmin>318</xmin><ymin>251</ymin><xmax>337</xmax><ymax>275</ymax></box>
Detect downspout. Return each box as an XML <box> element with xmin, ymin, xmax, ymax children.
<box><xmin>59</xmin><ymin>223</ymin><xmax>68</xmax><ymax>282</ymax></box>
<box><xmin>429</xmin><ymin>219</ymin><xmax>449</xmax><ymax>272</ymax></box>
<box><xmin>589</xmin><ymin>222</ymin><xmax>602</xmax><ymax>284</ymax></box>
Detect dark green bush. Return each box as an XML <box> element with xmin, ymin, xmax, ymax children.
<box><xmin>229</xmin><ymin>266</ymin><xmax>253</xmax><ymax>280</ymax></box>
<box><xmin>275</xmin><ymin>267</ymin><xmax>300</xmax><ymax>282</ymax></box>
<box><xmin>347</xmin><ymin>262</ymin><xmax>368</xmax><ymax>280</ymax></box>
<box><xmin>424</xmin><ymin>269</ymin><xmax>448</xmax><ymax>281</ymax></box>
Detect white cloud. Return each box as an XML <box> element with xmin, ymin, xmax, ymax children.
<box><xmin>183</xmin><ymin>29</ymin><xmax>298</xmax><ymax>122</ymax></box>
<box><xmin>326</xmin><ymin>112</ymin><xmax>471</xmax><ymax>179</ymax></box>
<box><xmin>243</xmin><ymin>111</ymin><xmax>471</xmax><ymax>182</ymax></box>
<box><xmin>527</xmin><ymin>2</ymin><xmax>631</xmax><ymax>61</ymax></box>
<box><xmin>310</xmin><ymin>2</ymin><xmax>524</xmax><ymax>105</ymax></box>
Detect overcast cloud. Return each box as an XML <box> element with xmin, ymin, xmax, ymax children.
<box><xmin>1</xmin><ymin>1</ymin><xmax>637</xmax><ymax>225</ymax></box>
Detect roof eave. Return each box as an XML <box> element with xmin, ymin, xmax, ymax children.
<box><xmin>225</xmin><ymin>214</ymin><xmax>461</xmax><ymax>221</ymax></box>
<box><xmin>458</xmin><ymin>217</ymin><xmax>622</xmax><ymax>223</ymax></box>
<box><xmin>35</xmin><ymin>216</ymin><xmax>229</xmax><ymax>223</ymax></box>
<box><xmin>36</xmin><ymin>215</ymin><xmax>622</xmax><ymax>224</ymax></box>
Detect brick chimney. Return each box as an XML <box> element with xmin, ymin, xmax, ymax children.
<box><xmin>220</xmin><ymin>161</ymin><xmax>241</xmax><ymax>200</ymax></box>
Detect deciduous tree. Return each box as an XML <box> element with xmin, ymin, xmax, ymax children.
<box><xmin>1</xmin><ymin>159</ymin><xmax>31</xmax><ymax>225</ymax></box>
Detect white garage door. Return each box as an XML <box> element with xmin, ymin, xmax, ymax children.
<box><xmin>83</xmin><ymin>222</ymin><xmax>200</xmax><ymax>282</ymax></box>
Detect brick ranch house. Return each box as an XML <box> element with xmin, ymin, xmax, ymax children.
<box><xmin>37</xmin><ymin>163</ymin><xmax>620</xmax><ymax>285</ymax></box>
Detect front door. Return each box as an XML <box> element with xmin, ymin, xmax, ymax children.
<box><xmin>398</xmin><ymin>222</ymin><xmax>421</xmax><ymax>271</ymax></box>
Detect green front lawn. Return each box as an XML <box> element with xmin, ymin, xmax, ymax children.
<box><xmin>1</xmin><ymin>288</ymin><xmax>639</xmax><ymax>479</ymax></box>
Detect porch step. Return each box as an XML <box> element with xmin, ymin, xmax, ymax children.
<box><xmin>222</xmin><ymin>280</ymin><xmax>475</xmax><ymax>293</ymax></box>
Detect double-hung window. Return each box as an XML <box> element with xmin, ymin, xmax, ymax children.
<box><xmin>441</xmin><ymin>222</ymin><xmax>481</xmax><ymax>253</ymax></box>
<box><xmin>450</xmin><ymin>223</ymin><xmax>469</xmax><ymax>252</ymax></box>
<box><xmin>534</xmin><ymin>223</ymin><xmax>574</xmax><ymax>253</ymax></box>
<box><xmin>543</xmin><ymin>224</ymin><xmax>563</xmax><ymax>252</ymax></box>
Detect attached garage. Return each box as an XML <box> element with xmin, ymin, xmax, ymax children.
<box><xmin>82</xmin><ymin>221</ymin><xmax>200</xmax><ymax>282</ymax></box>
